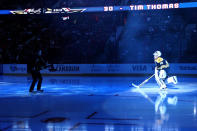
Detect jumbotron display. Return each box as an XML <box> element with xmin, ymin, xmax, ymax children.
<box><xmin>0</xmin><ymin>2</ymin><xmax>197</xmax><ymax>15</ymax></box>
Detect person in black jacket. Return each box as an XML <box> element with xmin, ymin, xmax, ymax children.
<box><xmin>29</xmin><ymin>49</ymin><xmax>46</xmax><ymax>93</ymax></box>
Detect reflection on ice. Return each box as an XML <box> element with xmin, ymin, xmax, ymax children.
<box><xmin>135</xmin><ymin>87</ymin><xmax>179</xmax><ymax>130</ymax></box>
<box><xmin>12</xmin><ymin>120</ymin><xmax>31</xmax><ymax>131</ymax></box>
<box><xmin>194</xmin><ymin>98</ymin><xmax>197</xmax><ymax>118</ymax></box>
<box><xmin>154</xmin><ymin>90</ymin><xmax>178</xmax><ymax>128</ymax></box>
<box><xmin>155</xmin><ymin>91</ymin><xmax>178</xmax><ymax>115</ymax></box>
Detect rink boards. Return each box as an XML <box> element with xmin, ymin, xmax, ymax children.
<box><xmin>1</xmin><ymin>63</ymin><xmax>197</xmax><ymax>75</ymax></box>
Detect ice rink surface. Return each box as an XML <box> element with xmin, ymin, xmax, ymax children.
<box><xmin>0</xmin><ymin>75</ymin><xmax>197</xmax><ymax>131</ymax></box>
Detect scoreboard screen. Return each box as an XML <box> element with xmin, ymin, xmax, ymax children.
<box><xmin>0</xmin><ymin>2</ymin><xmax>196</xmax><ymax>15</ymax></box>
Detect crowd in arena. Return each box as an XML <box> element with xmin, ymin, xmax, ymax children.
<box><xmin>0</xmin><ymin>0</ymin><xmax>196</xmax><ymax>64</ymax></box>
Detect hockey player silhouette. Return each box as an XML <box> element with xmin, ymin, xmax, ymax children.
<box><xmin>153</xmin><ymin>51</ymin><xmax>178</xmax><ymax>89</ymax></box>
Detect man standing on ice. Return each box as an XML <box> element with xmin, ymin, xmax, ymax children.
<box><xmin>153</xmin><ymin>51</ymin><xmax>178</xmax><ymax>89</ymax></box>
<box><xmin>29</xmin><ymin>49</ymin><xmax>45</xmax><ymax>93</ymax></box>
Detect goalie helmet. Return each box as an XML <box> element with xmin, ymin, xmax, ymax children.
<box><xmin>153</xmin><ymin>51</ymin><xmax>162</xmax><ymax>57</ymax></box>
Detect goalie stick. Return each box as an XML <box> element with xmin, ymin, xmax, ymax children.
<box><xmin>132</xmin><ymin>74</ymin><xmax>155</xmax><ymax>88</ymax></box>
<box><xmin>131</xmin><ymin>74</ymin><xmax>156</xmax><ymax>104</ymax></box>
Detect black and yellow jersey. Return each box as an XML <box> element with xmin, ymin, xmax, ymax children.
<box><xmin>154</xmin><ymin>57</ymin><xmax>169</xmax><ymax>70</ymax></box>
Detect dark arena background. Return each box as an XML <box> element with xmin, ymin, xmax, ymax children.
<box><xmin>0</xmin><ymin>0</ymin><xmax>197</xmax><ymax>131</ymax></box>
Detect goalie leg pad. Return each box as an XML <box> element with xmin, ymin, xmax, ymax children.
<box><xmin>155</xmin><ymin>71</ymin><xmax>166</xmax><ymax>89</ymax></box>
<box><xmin>159</xmin><ymin>70</ymin><xmax>167</xmax><ymax>79</ymax></box>
<box><xmin>167</xmin><ymin>76</ymin><xmax>178</xmax><ymax>84</ymax></box>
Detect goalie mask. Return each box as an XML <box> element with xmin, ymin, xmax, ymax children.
<box><xmin>153</xmin><ymin>51</ymin><xmax>162</xmax><ymax>57</ymax></box>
